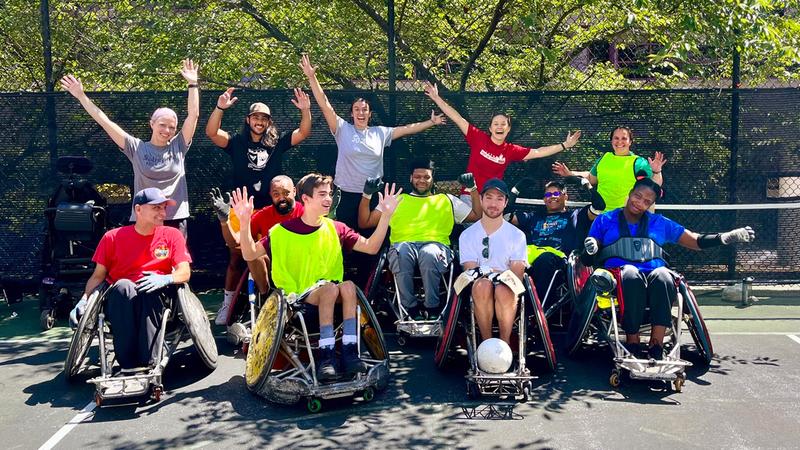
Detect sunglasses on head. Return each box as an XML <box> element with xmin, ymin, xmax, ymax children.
<box><xmin>544</xmin><ymin>191</ymin><xmax>563</xmax><ymax>199</ymax></box>
<box><xmin>482</xmin><ymin>236</ymin><xmax>489</xmax><ymax>258</ymax></box>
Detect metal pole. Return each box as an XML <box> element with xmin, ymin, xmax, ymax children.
<box><xmin>40</xmin><ymin>0</ymin><xmax>58</xmax><ymax>174</ymax></box>
<box><xmin>386</xmin><ymin>0</ymin><xmax>398</xmax><ymax>180</ymax></box>
<box><xmin>726</xmin><ymin>37</ymin><xmax>741</xmax><ymax>279</ymax></box>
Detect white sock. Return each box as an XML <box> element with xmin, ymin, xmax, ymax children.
<box><xmin>223</xmin><ymin>290</ymin><xmax>235</xmax><ymax>305</ymax></box>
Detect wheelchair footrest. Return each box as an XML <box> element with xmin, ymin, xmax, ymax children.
<box><xmin>396</xmin><ymin>320</ymin><xmax>442</xmax><ymax>337</ymax></box>
<box><xmin>88</xmin><ymin>372</ymin><xmax>159</xmax><ymax>399</ymax></box>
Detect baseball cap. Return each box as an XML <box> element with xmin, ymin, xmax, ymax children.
<box><xmin>133</xmin><ymin>188</ymin><xmax>177</xmax><ymax>207</ymax></box>
<box><xmin>248</xmin><ymin>102</ymin><xmax>271</xmax><ymax>116</ymax></box>
<box><xmin>481</xmin><ymin>178</ymin><xmax>510</xmax><ymax>196</ymax></box>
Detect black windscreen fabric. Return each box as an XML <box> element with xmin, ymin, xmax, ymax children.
<box><xmin>2</xmin><ymin>88</ymin><xmax>798</xmax><ymax>284</ymax></box>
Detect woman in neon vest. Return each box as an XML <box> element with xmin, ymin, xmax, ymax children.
<box><xmin>552</xmin><ymin>126</ymin><xmax>666</xmax><ymax>211</ymax></box>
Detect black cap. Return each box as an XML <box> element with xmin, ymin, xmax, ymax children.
<box><xmin>133</xmin><ymin>188</ymin><xmax>177</xmax><ymax>207</ymax></box>
<box><xmin>481</xmin><ymin>178</ymin><xmax>510</xmax><ymax>196</ymax></box>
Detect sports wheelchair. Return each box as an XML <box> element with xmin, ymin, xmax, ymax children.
<box><xmin>433</xmin><ymin>269</ymin><xmax>556</xmax><ymax>401</ymax></box>
<box><xmin>364</xmin><ymin>244</ymin><xmax>456</xmax><ymax>346</ymax></box>
<box><xmin>532</xmin><ymin>250</ymin><xmax>593</xmax><ymax>328</ymax></box>
<box><xmin>64</xmin><ymin>282</ymin><xmax>218</xmax><ymax>406</ymax></box>
<box><xmin>564</xmin><ymin>267</ymin><xmax>713</xmax><ymax>392</ymax></box>
<box><xmin>40</xmin><ymin>156</ymin><xmax>109</xmax><ymax>330</ymax></box>
<box><xmin>220</xmin><ymin>268</ymin><xmax>262</xmax><ymax>352</ymax></box>
<box><xmin>245</xmin><ymin>283</ymin><xmax>389</xmax><ymax>413</ymax></box>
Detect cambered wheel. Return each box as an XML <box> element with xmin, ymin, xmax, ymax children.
<box><xmin>363</xmin><ymin>387</ymin><xmax>375</xmax><ymax>402</ymax></box>
<box><xmin>307</xmin><ymin>397</ymin><xmax>322</xmax><ymax>413</ymax></box>
<box><xmin>40</xmin><ymin>309</ymin><xmax>56</xmax><ymax>330</ymax></box>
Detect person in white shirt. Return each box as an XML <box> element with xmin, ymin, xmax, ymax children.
<box><xmin>458</xmin><ymin>178</ymin><xmax>528</xmax><ymax>345</ymax></box>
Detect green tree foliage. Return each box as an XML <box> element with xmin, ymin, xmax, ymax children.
<box><xmin>0</xmin><ymin>0</ymin><xmax>797</xmax><ymax>92</ymax></box>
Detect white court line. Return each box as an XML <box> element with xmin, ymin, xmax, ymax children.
<box><xmin>788</xmin><ymin>335</ymin><xmax>800</xmax><ymax>345</ymax></box>
<box><xmin>711</xmin><ymin>332</ymin><xmax>800</xmax><ymax>336</ymax></box>
<box><xmin>39</xmin><ymin>401</ymin><xmax>96</xmax><ymax>450</ymax></box>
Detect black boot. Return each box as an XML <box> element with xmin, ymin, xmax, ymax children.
<box><xmin>342</xmin><ymin>343</ymin><xmax>368</xmax><ymax>376</ymax></box>
<box><xmin>316</xmin><ymin>347</ymin><xmax>338</xmax><ymax>381</ymax></box>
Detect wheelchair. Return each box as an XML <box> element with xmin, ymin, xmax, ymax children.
<box><xmin>532</xmin><ymin>250</ymin><xmax>593</xmax><ymax>329</ymax></box>
<box><xmin>64</xmin><ymin>282</ymin><xmax>218</xmax><ymax>406</ymax></box>
<box><xmin>433</xmin><ymin>269</ymin><xmax>556</xmax><ymax>401</ymax></box>
<box><xmin>564</xmin><ymin>266</ymin><xmax>713</xmax><ymax>392</ymax></box>
<box><xmin>40</xmin><ymin>156</ymin><xmax>108</xmax><ymax>330</ymax></box>
<box><xmin>364</xmin><ymin>244</ymin><xmax>456</xmax><ymax>346</ymax></box>
<box><xmin>245</xmin><ymin>283</ymin><xmax>389</xmax><ymax>413</ymax></box>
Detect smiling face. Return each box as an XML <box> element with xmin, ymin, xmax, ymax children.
<box><xmin>270</xmin><ymin>177</ymin><xmax>296</xmax><ymax>215</ymax></box>
<box><xmin>488</xmin><ymin>114</ymin><xmax>511</xmax><ymax>144</ymax></box>
<box><xmin>625</xmin><ymin>185</ymin><xmax>657</xmax><ymax>218</ymax></box>
<box><xmin>410</xmin><ymin>168</ymin><xmax>433</xmax><ymax>195</ymax></box>
<box><xmin>149</xmin><ymin>116</ymin><xmax>178</xmax><ymax>146</ymax></box>
<box><xmin>480</xmin><ymin>189</ymin><xmax>508</xmax><ymax>219</ymax></box>
<box><xmin>302</xmin><ymin>183</ymin><xmax>333</xmax><ymax>217</ymax></box>
<box><xmin>610</xmin><ymin>127</ymin><xmax>633</xmax><ymax>154</ymax></box>
<box><xmin>351</xmin><ymin>99</ymin><xmax>372</xmax><ymax>130</ymax></box>
<box><xmin>544</xmin><ymin>185</ymin><xmax>567</xmax><ymax>213</ymax></box>
<box><xmin>246</xmin><ymin>112</ymin><xmax>271</xmax><ymax>137</ymax></box>
<box><xmin>135</xmin><ymin>202</ymin><xmax>168</xmax><ymax>227</ymax></box>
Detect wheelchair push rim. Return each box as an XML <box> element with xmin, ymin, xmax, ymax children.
<box><xmin>524</xmin><ymin>275</ymin><xmax>557</xmax><ymax>372</ymax></box>
<box><xmin>434</xmin><ymin>288</ymin><xmax>463</xmax><ymax>369</ymax></box>
<box><xmin>177</xmin><ymin>285</ymin><xmax>218</xmax><ymax>369</ymax></box>
<box><xmin>64</xmin><ymin>283</ymin><xmax>108</xmax><ymax>381</ymax></box>
<box><xmin>245</xmin><ymin>290</ymin><xmax>286</xmax><ymax>392</ymax></box>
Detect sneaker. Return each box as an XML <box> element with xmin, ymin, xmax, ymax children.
<box><xmin>622</xmin><ymin>343</ymin><xmax>643</xmax><ymax>359</ymax></box>
<box><xmin>342</xmin><ymin>344</ymin><xmax>368</xmax><ymax>376</ymax></box>
<box><xmin>406</xmin><ymin>306</ymin><xmax>426</xmax><ymax>321</ymax></box>
<box><xmin>215</xmin><ymin>300</ymin><xmax>231</xmax><ymax>325</ymax></box>
<box><xmin>424</xmin><ymin>304</ymin><xmax>442</xmax><ymax>319</ymax></box>
<box><xmin>647</xmin><ymin>344</ymin><xmax>664</xmax><ymax>361</ymax></box>
<box><xmin>316</xmin><ymin>347</ymin><xmax>338</xmax><ymax>381</ymax></box>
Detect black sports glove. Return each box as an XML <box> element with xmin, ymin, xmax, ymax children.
<box><xmin>362</xmin><ymin>177</ymin><xmax>384</xmax><ymax>198</ymax></box>
<box><xmin>209</xmin><ymin>187</ymin><xmax>230</xmax><ymax>222</ymax></box>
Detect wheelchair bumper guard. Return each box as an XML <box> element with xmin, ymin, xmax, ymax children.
<box><xmin>87</xmin><ymin>370</ymin><xmax>161</xmax><ymax>400</ymax></box>
<box><xmin>259</xmin><ymin>360</ymin><xmax>390</xmax><ymax>405</ymax></box>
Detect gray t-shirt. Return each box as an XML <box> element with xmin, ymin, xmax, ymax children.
<box><xmin>333</xmin><ymin>116</ymin><xmax>394</xmax><ymax>193</ymax></box>
<box><xmin>123</xmin><ymin>133</ymin><xmax>190</xmax><ymax>220</ymax></box>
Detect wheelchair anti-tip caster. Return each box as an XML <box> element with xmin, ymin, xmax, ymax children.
<box><xmin>673</xmin><ymin>375</ymin><xmax>685</xmax><ymax>393</ymax></box>
<box><xmin>40</xmin><ymin>309</ymin><xmax>56</xmax><ymax>331</ymax></box>
<box><xmin>307</xmin><ymin>397</ymin><xmax>322</xmax><ymax>413</ymax></box>
<box><xmin>609</xmin><ymin>370</ymin><xmax>621</xmax><ymax>388</ymax></box>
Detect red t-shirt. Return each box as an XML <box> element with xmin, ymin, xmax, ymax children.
<box><xmin>464</xmin><ymin>124</ymin><xmax>530</xmax><ymax>192</ymax></box>
<box><xmin>259</xmin><ymin>217</ymin><xmax>361</xmax><ymax>259</ymax></box>
<box><xmin>93</xmin><ymin>225</ymin><xmax>192</xmax><ymax>284</ymax></box>
<box><xmin>250</xmin><ymin>202</ymin><xmax>305</xmax><ymax>240</ymax></box>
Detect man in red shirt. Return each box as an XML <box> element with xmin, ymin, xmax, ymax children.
<box><xmin>70</xmin><ymin>188</ymin><xmax>192</xmax><ymax>371</ymax></box>
<box><xmin>424</xmin><ymin>82</ymin><xmax>582</xmax><ymax>196</ymax></box>
<box><xmin>211</xmin><ymin>175</ymin><xmax>304</xmax><ymax>324</ymax></box>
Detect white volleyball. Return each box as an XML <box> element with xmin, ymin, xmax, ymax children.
<box><xmin>476</xmin><ymin>338</ymin><xmax>513</xmax><ymax>374</ymax></box>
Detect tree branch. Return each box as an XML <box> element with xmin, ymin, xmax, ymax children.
<box><xmin>459</xmin><ymin>0</ymin><xmax>511</xmax><ymax>91</ymax></box>
<box><xmin>350</xmin><ymin>0</ymin><xmax>446</xmax><ymax>90</ymax></box>
<box><xmin>237</xmin><ymin>0</ymin><xmax>357</xmax><ymax>88</ymax></box>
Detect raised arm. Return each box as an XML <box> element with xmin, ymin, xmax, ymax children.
<box><xmin>678</xmin><ymin>226</ymin><xmax>755</xmax><ymax>251</ymax></box>
<box><xmin>180</xmin><ymin>59</ymin><xmax>200</xmax><ymax>145</ymax></box>
<box><xmin>523</xmin><ymin>130</ymin><xmax>582</xmax><ymax>161</ymax></box>
<box><xmin>423</xmin><ymin>82</ymin><xmax>469</xmax><ymax>135</ymax></box>
<box><xmin>552</xmin><ymin>161</ymin><xmax>596</xmax><ymax>185</ymax></box>
<box><xmin>205</xmin><ymin>87</ymin><xmax>237</xmax><ymax>148</ymax></box>
<box><xmin>300</xmin><ymin>54</ymin><xmax>338</xmax><ymax>134</ymax></box>
<box><xmin>391</xmin><ymin>110</ymin><xmax>446</xmax><ymax>140</ymax></box>
<box><xmin>231</xmin><ymin>187</ymin><xmax>268</xmax><ymax>262</ymax></box>
<box><xmin>648</xmin><ymin>151</ymin><xmax>667</xmax><ymax>186</ymax></box>
<box><xmin>354</xmin><ymin>184</ymin><xmax>402</xmax><ymax>254</ymax></box>
<box><xmin>60</xmin><ymin>75</ymin><xmax>129</xmax><ymax>149</ymax></box>
<box><xmin>290</xmin><ymin>88</ymin><xmax>312</xmax><ymax>146</ymax></box>
<box><xmin>458</xmin><ymin>173</ymin><xmax>483</xmax><ymax>222</ymax></box>
<box><xmin>358</xmin><ymin>177</ymin><xmax>384</xmax><ymax>229</ymax></box>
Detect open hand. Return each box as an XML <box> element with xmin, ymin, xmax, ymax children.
<box><xmin>299</xmin><ymin>54</ymin><xmax>317</xmax><ymax>78</ymax></box>
<box><xmin>430</xmin><ymin>110</ymin><xmax>447</xmax><ymax>125</ymax></box>
<box><xmin>552</xmin><ymin>161</ymin><xmax>572</xmax><ymax>177</ymax></box>
<box><xmin>180</xmin><ymin>59</ymin><xmax>199</xmax><ymax>84</ymax></box>
<box><xmin>291</xmin><ymin>88</ymin><xmax>311</xmax><ymax>110</ymax></box>
<box><xmin>564</xmin><ymin>130</ymin><xmax>582</xmax><ymax>148</ymax></box>
<box><xmin>217</xmin><ymin>87</ymin><xmax>238</xmax><ymax>110</ymax></box>
<box><xmin>648</xmin><ymin>151</ymin><xmax>667</xmax><ymax>173</ymax></box>
<box><xmin>423</xmin><ymin>81</ymin><xmax>440</xmax><ymax>100</ymax></box>
<box><xmin>230</xmin><ymin>186</ymin><xmax>255</xmax><ymax>221</ymax></box>
<box><xmin>60</xmin><ymin>75</ymin><xmax>85</xmax><ymax>98</ymax></box>
<box><xmin>377</xmin><ymin>183</ymin><xmax>403</xmax><ymax>217</ymax></box>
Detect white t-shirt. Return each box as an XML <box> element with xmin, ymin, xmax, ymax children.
<box><xmin>459</xmin><ymin>220</ymin><xmax>527</xmax><ymax>272</ymax></box>
<box><xmin>333</xmin><ymin>116</ymin><xmax>394</xmax><ymax>193</ymax></box>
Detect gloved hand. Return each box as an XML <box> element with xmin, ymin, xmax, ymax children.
<box><xmin>580</xmin><ymin>177</ymin><xmax>592</xmax><ymax>190</ymax></box>
<box><xmin>720</xmin><ymin>226</ymin><xmax>755</xmax><ymax>245</ymax></box>
<box><xmin>362</xmin><ymin>177</ymin><xmax>384</xmax><ymax>199</ymax></box>
<box><xmin>209</xmin><ymin>187</ymin><xmax>231</xmax><ymax>222</ymax></box>
<box><xmin>503</xmin><ymin>185</ymin><xmax>520</xmax><ymax>221</ymax></box>
<box><xmin>458</xmin><ymin>173</ymin><xmax>477</xmax><ymax>192</ymax></box>
<box><xmin>136</xmin><ymin>271</ymin><xmax>174</xmax><ymax>293</ymax></box>
<box><xmin>584</xmin><ymin>237</ymin><xmax>599</xmax><ymax>255</ymax></box>
<box><xmin>69</xmin><ymin>294</ymin><xmax>88</xmax><ymax>329</ymax></box>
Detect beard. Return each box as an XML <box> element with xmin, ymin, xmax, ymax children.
<box><xmin>275</xmin><ymin>200</ymin><xmax>293</xmax><ymax>215</ymax></box>
<box><xmin>483</xmin><ymin>208</ymin><xmax>503</xmax><ymax>219</ymax></box>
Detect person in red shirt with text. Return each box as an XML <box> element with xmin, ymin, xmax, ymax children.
<box><xmin>424</xmin><ymin>82</ymin><xmax>581</xmax><ymax>199</ymax></box>
<box><xmin>70</xmin><ymin>188</ymin><xmax>192</xmax><ymax>371</ymax></box>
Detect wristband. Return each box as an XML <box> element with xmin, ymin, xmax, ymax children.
<box><xmin>560</xmin><ymin>142</ymin><xmax>567</xmax><ymax>151</ymax></box>
<box><xmin>215</xmin><ymin>105</ymin><xmax>226</xmax><ymax>110</ymax></box>
<box><xmin>652</xmin><ymin>171</ymin><xmax>661</xmax><ymax>174</ymax></box>
<box><xmin>362</xmin><ymin>193</ymin><xmax>373</xmax><ymax>200</ymax></box>
<box><xmin>188</xmin><ymin>84</ymin><xmax>199</xmax><ymax>88</ymax></box>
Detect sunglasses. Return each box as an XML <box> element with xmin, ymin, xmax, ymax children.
<box><xmin>544</xmin><ymin>191</ymin><xmax>563</xmax><ymax>199</ymax></box>
<box><xmin>482</xmin><ymin>236</ymin><xmax>490</xmax><ymax>259</ymax></box>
